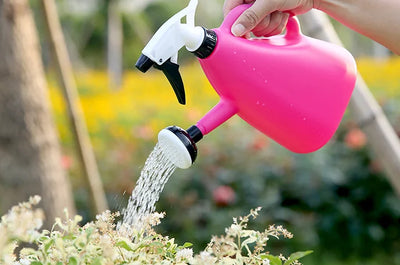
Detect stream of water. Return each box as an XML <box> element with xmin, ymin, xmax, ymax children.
<box><xmin>121</xmin><ymin>143</ymin><xmax>176</xmax><ymax>227</ymax></box>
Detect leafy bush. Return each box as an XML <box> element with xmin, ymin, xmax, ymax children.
<box><xmin>0</xmin><ymin>197</ymin><xmax>311</xmax><ymax>265</ymax></box>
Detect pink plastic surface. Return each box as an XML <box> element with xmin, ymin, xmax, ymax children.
<box><xmin>196</xmin><ymin>4</ymin><xmax>357</xmax><ymax>153</ymax></box>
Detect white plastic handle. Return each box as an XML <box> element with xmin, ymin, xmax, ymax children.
<box><xmin>141</xmin><ymin>0</ymin><xmax>203</xmax><ymax>65</ymax></box>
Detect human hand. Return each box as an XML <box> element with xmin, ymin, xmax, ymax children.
<box><xmin>223</xmin><ymin>0</ymin><xmax>317</xmax><ymax>37</ymax></box>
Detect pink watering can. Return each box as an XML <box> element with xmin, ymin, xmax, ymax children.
<box><xmin>136</xmin><ymin>0</ymin><xmax>357</xmax><ymax>169</ymax></box>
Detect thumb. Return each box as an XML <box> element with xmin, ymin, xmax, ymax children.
<box><xmin>231</xmin><ymin>0</ymin><xmax>276</xmax><ymax>36</ymax></box>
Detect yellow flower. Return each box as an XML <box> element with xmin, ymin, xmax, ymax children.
<box><xmin>357</xmin><ymin>57</ymin><xmax>400</xmax><ymax>99</ymax></box>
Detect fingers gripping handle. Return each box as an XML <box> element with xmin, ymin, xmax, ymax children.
<box><xmin>220</xmin><ymin>4</ymin><xmax>252</xmax><ymax>33</ymax></box>
<box><xmin>220</xmin><ymin>4</ymin><xmax>301</xmax><ymax>40</ymax></box>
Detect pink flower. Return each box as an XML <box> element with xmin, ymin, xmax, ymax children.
<box><xmin>61</xmin><ymin>155</ymin><xmax>73</xmax><ymax>170</ymax></box>
<box><xmin>344</xmin><ymin>128</ymin><xmax>367</xmax><ymax>150</ymax></box>
<box><xmin>185</xmin><ymin>109</ymin><xmax>202</xmax><ymax>123</ymax></box>
<box><xmin>251</xmin><ymin>133</ymin><xmax>269</xmax><ymax>151</ymax></box>
<box><xmin>135</xmin><ymin>125</ymin><xmax>154</xmax><ymax>140</ymax></box>
<box><xmin>213</xmin><ymin>185</ymin><xmax>235</xmax><ymax>206</ymax></box>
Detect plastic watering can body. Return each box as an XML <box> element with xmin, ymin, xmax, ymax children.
<box><xmin>136</xmin><ymin>1</ymin><xmax>357</xmax><ymax>168</ymax></box>
<box><xmin>196</xmin><ymin>5</ymin><xmax>356</xmax><ymax>153</ymax></box>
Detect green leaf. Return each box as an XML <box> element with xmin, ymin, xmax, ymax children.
<box><xmin>63</xmin><ymin>233</ymin><xmax>76</xmax><ymax>240</ymax></box>
<box><xmin>263</xmin><ymin>255</ymin><xmax>282</xmax><ymax>265</ymax></box>
<box><xmin>150</xmin><ymin>241</ymin><xmax>165</xmax><ymax>254</ymax></box>
<box><xmin>182</xmin><ymin>242</ymin><xmax>193</xmax><ymax>248</ymax></box>
<box><xmin>68</xmin><ymin>257</ymin><xmax>78</xmax><ymax>265</ymax></box>
<box><xmin>92</xmin><ymin>257</ymin><xmax>102</xmax><ymax>265</ymax></box>
<box><xmin>166</xmin><ymin>251</ymin><xmax>175</xmax><ymax>259</ymax></box>
<box><xmin>156</xmin><ymin>247</ymin><xmax>164</xmax><ymax>254</ymax></box>
<box><xmin>150</xmin><ymin>241</ymin><xmax>164</xmax><ymax>248</ymax></box>
<box><xmin>38</xmin><ymin>236</ymin><xmax>49</xmax><ymax>242</ymax></box>
<box><xmin>116</xmin><ymin>240</ymin><xmax>134</xmax><ymax>251</ymax></box>
<box><xmin>44</xmin><ymin>239</ymin><xmax>54</xmax><ymax>253</ymax></box>
<box><xmin>86</xmin><ymin>227</ymin><xmax>94</xmax><ymax>239</ymax></box>
<box><xmin>283</xmin><ymin>250</ymin><xmax>313</xmax><ymax>265</ymax></box>
<box><xmin>31</xmin><ymin>262</ymin><xmax>43</xmax><ymax>265</ymax></box>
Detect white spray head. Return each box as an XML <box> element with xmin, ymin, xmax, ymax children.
<box><xmin>135</xmin><ymin>0</ymin><xmax>217</xmax><ymax>105</ymax></box>
<box><xmin>137</xmin><ymin>0</ymin><xmax>203</xmax><ymax>68</ymax></box>
<box><xmin>158</xmin><ymin>126</ymin><xmax>203</xmax><ymax>169</ymax></box>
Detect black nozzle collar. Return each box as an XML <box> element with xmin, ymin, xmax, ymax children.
<box><xmin>187</xmin><ymin>125</ymin><xmax>203</xmax><ymax>143</ymax></box>
<box><xmin>192</xmin><ymin>28</ymin><xmax>217</xmax><ymax>59</ymax></box>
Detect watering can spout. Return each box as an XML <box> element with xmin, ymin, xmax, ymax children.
<box><xmin>196</xmin><ymin>100</ymin><xmax>238</xmax><ymax>135</ymax></box>
<box><xmin>158</xmin><ymin>100</ymin><xmax>237</xmax><ymax>169</ymax></box>
<box><xmin>158</xmin><ymin>125</ymin><xmax>203</xmax><ymax>169</ymax></box>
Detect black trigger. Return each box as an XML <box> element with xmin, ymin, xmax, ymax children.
<box><xmin>154</xmin><ymin>59</ymin><xmax>186</xmax><ymax>105</ymax></box>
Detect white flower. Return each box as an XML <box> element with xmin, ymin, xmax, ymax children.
<box><xmin>96</xmin><ymin>210</ymin><xmax>111</xmax><ymax>222</ymax></box>
<box><xmin>147</xmin><ymin>212</ymin><xmax>165</xmax><ymax>226</ymax></box>
<box><xmin>29</xmin><ymin>195</ymin><xmax>41</xmax><ymax>205</ymax></box>
<box><xmin>15</xmin><ymin>258</ymin><xmax>31</xmax><ymax>265</ymax></box>
<box><xmin>199</xmin><ymin>251</ymin><xmax>212</xmax><ymax>260</ymax></box>
<box><xmin>195</xmin><ymin>251</ymin><xmax>216</xmax><ymax>264</ymax></box>
<box><xmin>176</xmin><ymin>248</ymin><xmax>193</xmax><ymax>260</ymax></box>
<box><xmin>225</xmin><ymin>224</ymin><xmax>242</xmax><ymax>236</ymax></box>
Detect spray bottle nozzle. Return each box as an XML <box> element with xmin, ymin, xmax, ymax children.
<box><xmin>135</xmin><ymin>0</ymin><xmax>218</xmax><ymax>105</ymax></box>
<box><xmin>158</xmin><ymin>125</ymin><xmax>203</xmax><ymax>169</ymax></box>
<box><xmin>135</xmin><ymin>54</ymin><xmax>154</xmax><ymax>73</ymax></box>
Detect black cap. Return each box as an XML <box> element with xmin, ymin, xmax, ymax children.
<box><xmin>192</xmin><ymin>28</ymin><xmax>217</xmax><ymax>59</ymax></box>
<box><xmin>187</xmin><ymin>125</ymin><xmax>203</xmax><ymax>143</ymax></box>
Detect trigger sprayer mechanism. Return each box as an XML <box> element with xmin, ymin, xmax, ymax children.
<box><xmin>135</xmin><ymin>0</ymin><xmax>217</xmax><ymax>105</ymax></box>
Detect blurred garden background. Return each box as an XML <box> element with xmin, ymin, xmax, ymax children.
<box><xmin>1</xmin><ymin>0</ymin><xmax>400</xmax><ymax>264</ymax></box>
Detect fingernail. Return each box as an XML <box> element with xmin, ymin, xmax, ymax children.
<box><xmin>232</xmin><ymin>24</ymin><xmax>246</xmax><ymax>36</ymax></box>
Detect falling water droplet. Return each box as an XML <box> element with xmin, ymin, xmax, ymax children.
<box><xmin>120</xmin><ymin>143</ymin><xmax>176</xmax><ymax>229</ymax></box>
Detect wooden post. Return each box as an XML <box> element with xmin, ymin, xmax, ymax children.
<box><xmin>299</xmin><ymin>10</ymin><xmax>400</xmax><ymax>196</ymax></box>
<box><xmin>0</xmin><ymin>0</ymin><xmax>76</xmax><ymax>228</ymax></box>
<box><xmin>107</xmin><ymin>0</ymin><xmax>123</xmax><ymax>89</ymax></box>
<box><xmin>41</xmin><ymin>0</ymin><xmax>109</xmax><ymax>213</ymax></box>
